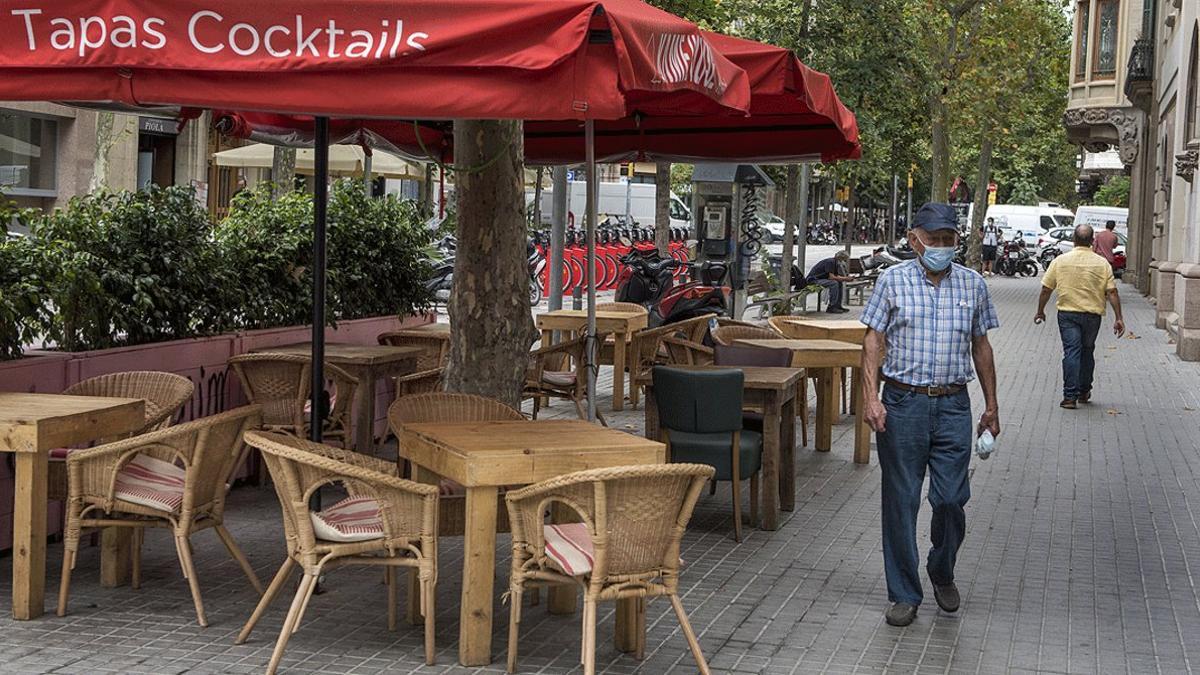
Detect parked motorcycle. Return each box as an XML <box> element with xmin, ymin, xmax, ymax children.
<box><xmin>615</xmin><ymin>245</ymin><xmax>729</xmax><ymax>326</ymax></box>
<box><xmin>995</xmin><ymin>240</ymin><xmax>1040</xmax><ymax>277</ymax></box>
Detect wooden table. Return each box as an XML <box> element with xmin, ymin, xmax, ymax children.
<box><xmin>770</xmin><ymin>318</ymin><xmax>868</xmax><ymax>344</ymax></box>
<box><xmin>536</xmin><ymin>309</ymin><xmax>649</xmax><ymax>412</ymax></box>
<box><xmin>401</xmin><ymin>322</ymin><xmax>451</xmax><ymax>338</ymax></box>
<box><xmin>638</xmin><ymin>366</ymin><xmax>802</xmax><ymax>530</ymax></box>
<box><xmin>735</xmin><ymin>339</ymin><xmax>871</xmax><ymax>464</ymax></box>
<box><xmin>400</xmin><ymin>420</ymin><xmax>665</xmax><ymax>666</ymax></box>
<box><xmin>264</xmin><ymin>343</ymin><xmax>421</xmax><ymax>453</ymax></box>
<box><xmin>0</xmin><ymin>392</ymin><xmax>144</xmax><ymax>620</ymax></box>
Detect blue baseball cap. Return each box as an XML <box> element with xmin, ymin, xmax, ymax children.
<box><xmin>912</xmin><ymin>203</ymin><xmax>959</xmax><ymax>232</ymax></box>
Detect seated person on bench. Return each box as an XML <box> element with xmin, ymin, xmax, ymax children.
<box><xmin>801</xmin><ymin>250</ymin><xmax>853</xmax><ymax>314</ymax></box>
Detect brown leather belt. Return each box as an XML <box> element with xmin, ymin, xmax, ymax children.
<box><xmin>883</xmin><ymin>377</ymin><xmax>965</xmax><ymax>397</ymax></box>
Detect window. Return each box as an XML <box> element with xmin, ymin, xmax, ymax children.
<box><xmin>1076</xmin><ymin>1</ymin><xmax>1091</xmax><ymax>80</ymax></box>
<box><xmin>0</xmin><ymin>110</ymin><xmax>58</xmax><ymax>195</ymax></box>
<box><xmin>1040</xmin><ymin>216</ymin><xmax>1056</xmax><ymax>230</ymax></box>
<box><xmin>1092</xmin><ymin>0</ymin><xmax>1119</xmax><ymax>78</ymax></box>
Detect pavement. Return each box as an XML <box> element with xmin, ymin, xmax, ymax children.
<box><xmin>0</xmin><ymin>274</ymin><xmax>1197</xmax><ymax>674</ymax></box>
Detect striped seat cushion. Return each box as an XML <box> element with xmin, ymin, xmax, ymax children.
<box><xmin>302</xmin><ymin>390</ymin><xmax>338</xmax><ymax>417</ymax></box>
<box><xmin>49</xmin><ymin>447</ymin><xmax>72</xmax><ymax>460</ymax></box>
<box><xmin>113</xmin><ymin>454</ymin><xmax>186</xmax><ymax>512</ymax></box>
<box><xmin>542</xmin><ymin>371</ymin><xmax>576</xmax><ymax>387</ymax></box>
<box><xmin>310</xmin><ymin>496</ymin><xmax>384</xmax><ymax>542</ymax></box>
<box><xmin>544</xmin><ymin>522</ymin><xmax>594</xmax><ymax>576</ymax></box>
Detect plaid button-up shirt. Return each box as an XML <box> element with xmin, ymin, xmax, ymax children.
<box><xmin>860</xmin><ymin>260</ymin><xmax>999</xmax><ymax>387</ymax></box>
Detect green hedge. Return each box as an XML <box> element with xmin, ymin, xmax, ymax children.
<box><xmin>0</xmin><ymin>181</ymin><xmax>433</xmax><ymax>359</ymax></box>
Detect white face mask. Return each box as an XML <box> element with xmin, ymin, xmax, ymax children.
<box><xmin>913</xmin><ymin>231</ymin><xmax>957</xmax><ymax>272</ymax></box>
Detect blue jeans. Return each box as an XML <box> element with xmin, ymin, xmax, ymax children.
<box><xmin>1057</xmin><ymin>311</ymin><xmax>1102</xmax><ymax>400</ymax></box>
<box><xmin>812</xmin><ymin>278</ymin><xmax>843</xmax><ymax>308</ymax></box>
<box><xmin>877</xmin><ymin>384</ymin><xmax>973</xmax><ymax>606</ymax></box>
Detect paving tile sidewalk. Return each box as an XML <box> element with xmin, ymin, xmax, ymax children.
<box><xmin>0</xmin><ymin>276</ymin><xmax>1197</xmax><ymax>674</ymax></box>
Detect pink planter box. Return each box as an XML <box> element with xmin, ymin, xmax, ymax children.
<box><xmin>0</xmin><ymin>313</ymin><xmax>433</xmax><ymax>552</ymax></box>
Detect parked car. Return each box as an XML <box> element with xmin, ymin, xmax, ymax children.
<box><xmin>762</xmin><ymin>214</ymin><xmax>787</xmax><ymax>243</ymax></box>
<box><xmin>1042</xmin><ymin>226</ymin><xmax>1127</xmax><ymax>256</ymax></box>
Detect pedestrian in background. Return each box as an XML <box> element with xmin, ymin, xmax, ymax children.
<box><xmin>860</xmin><ymin>202</ymin><xmax>1001</xmax><ymax>627</ymax></box>
<box><xmin>1093</xmin><ymin>220</ymin><xmax>1119</xmax><ymax>265</ymax></box>
<box><xmin>981</xmin><ymin>217</ymin><xmax>1000</xmax><ymax>276</ymax></box>
<box><xmin>1035</xmin><ymin>224</ymin><xmax>1125</xmax><ymax>409</ymax></box>
<box><xmin>803</xmin><ymin>250</ymin><xmax>853</xmax><ymax>313</ymax></box>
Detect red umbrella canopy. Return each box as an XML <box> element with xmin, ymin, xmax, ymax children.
<box><xmin>211</xmin><ymin>31</ymin><xmax>859</xmax><ymax>164</ymax></box>
<box><xmin>0</xmin><ymin>0</ymin><xmax>749</xmax><ymax>120</ymax></box>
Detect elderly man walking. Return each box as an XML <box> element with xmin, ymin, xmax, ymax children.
<box><xmin>1035</xmin><ymin>224</ymin><xmax>1125</xmax><ymax>409</ymax></box>
<box><xmin>860</xmin><ymin>203</ymin><xmax>1001</xmax><ymax>627</ymax></box>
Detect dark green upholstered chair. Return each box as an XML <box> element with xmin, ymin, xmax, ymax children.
<box><xmin>651</xmin><ymin>366</ymin><xmax>763</xmax><ymax>541</ymax></box>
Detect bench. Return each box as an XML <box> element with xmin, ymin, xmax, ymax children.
<box><xmin>844</xmin><ymin>257</ymin><xmax>877</xmax><ymax>306</ymax></box>
<box><xmin>745</xmin><ymin>271</ymin><xmax>827</xmax><ymax>319</ymax></box>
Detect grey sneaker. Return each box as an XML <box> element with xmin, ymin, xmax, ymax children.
<box><xmin>885</xmin><ymin>603</ymin><xmax>918</xmax><ymax>626</ymax></box>
<box><xmin>932</xmin><ymin>582</ymin><xmax>960</xmax><ymax>612</ymax></box>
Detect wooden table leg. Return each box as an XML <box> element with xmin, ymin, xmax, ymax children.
<box><xmin>615</xmin><ymin>596</ymin><xmax>642</xmax><ymax>654</ymax></box>
<box><xmin>548</xmin><ymin>503</ymin><xmax>579</xmax><ymax>616</ymax></box>
<box><xmin>628</xmin><ymin>335</ymin><xmax>641</xmax><ymax>409</ymax></box>
<box><xmin>642</xmin><ymin>386</ymin><xmax>660</xmax><ymax>442</ymax></box>
<box><xmin>780</xmin><ymin>393</ymin><xmax>797</xmax><ymax>512</ymax></box>
<box><xmin>760</xmin><ymin>391</ymin><xmax>781</xmax><ymax>531</ymax></box>
<box><xmin>853</xmin><ymin>384</ymin><xmax>871</xmax><ymax>465</ymax></box>
<box><xmin>849</xmin><ymin>367</ymin><xmax>861</xmax><ymax>415</ymax></box>
<box><xmin>355</xmin><ymin>372</ymin><xmax>377</xmax><ymax>455</ymax></box>
<box><xmin>12</xmin><ymin>451</ymin><xmax>47</xmax><ymax>619</ymax></box>
<box><xmin>408</xmin><ymin>465</ymin><xmax>438</xmax><ymax>626</ymax></box>
<box><xmin>815</xmin><ymin>368</ymin><xmax>837</xmax><ymax>452</ymax></box>
<box><xmin>612</xmin><ymin>329</ymin><xmax>627</xmax><ymax>412</ymax></box>
<box><xmin>460</xmin><ymin>486</ymin><xmax>499</xmax><ymax>666</ymax></box>
<box><xmin>99</xmin><ymin>528</ymin><xmax>131</xmax><ymax>588</ymax></box>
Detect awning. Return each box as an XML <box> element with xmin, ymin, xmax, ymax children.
<box><xmin>214</xmin><ymin>143</ymin><xmax>424</xmax><ymax>180</ymax></box>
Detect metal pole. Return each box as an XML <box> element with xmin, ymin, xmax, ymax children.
<box><xmin>585</xmin><ymin>120</ymin><xmax>598</xmax><ymax>423</ymax></box>
<box><xmin>311</xmin><ymin>117</ymin><xmax>329</xmax><ymax>443</ymax></box>
<box><xmin>624</xmin><ymin>163</ymin><xmax>632</xmax><ymax>221</ymax></box>
<box><xmin>890</xmin><ymin>173</ymin><xmax>899</xmax><ymax>244</ymax></box>
<box><xmin>549</xmin><ymin>166</ymin><xmax>568</xmax><ymax>312</ymax></box>
<box><xmin>797</xmin><ymin>163</ymin><xmax>811</xmax><ymax>275</ymax></box>
<box><xmin>906</xmin><ymin>174</ymin><xmax>913</xmax><ymax>241</ymax></box>
<box><xmin>363</xmin><ymin>153</ymin><xmax>373</xmax><ymax>197</ymax></box>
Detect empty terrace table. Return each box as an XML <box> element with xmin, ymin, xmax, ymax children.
<box><xmin>400</xmin><ymin>419</ymin><xmax>665</xmax><ymax>666</ymax></box>
<box><xmin>735</xmin><ymin>338</ymin><xmax>871</xmax><ymax>464</ymax></box>
<box><xmin>264</xmin><ymin>343</ymin><xmax>421</xmax><ymax>454</ymax></box>
<box><xmin>0</xmin><ymin>392</ymin><xmax>144</xmax><ymax>620</ymax></box>
<box><xmin>638</xmin><ymin>365</ymin><xmax>802</xmax><ymax>529</ymax></box>
<box><xmin>536</xmin><ymin>309</ymin><xmax>649</xmax><ymax>411</ymax></box>
<box><xmin>770</xmin><ymin>317</ymin><xmax>868</xmax><ymax>344</ymax></box>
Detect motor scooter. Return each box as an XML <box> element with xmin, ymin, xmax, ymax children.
<box><xmin>615</xmin><ymin>245</ymin><xmax>729</xmax><ymax>326</ymax></box>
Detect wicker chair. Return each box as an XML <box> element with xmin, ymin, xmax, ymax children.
<box><xmin>388</xmin><ymin>393</ymin><xmax>524</xmax><ymax>537</ymax></box>
<box><xmin>238</xmin><ymin>431</ymin><xmax>439</xmax><ymax>674</ymax></box>
<box><xmin>661</xmin><ymin>333</ymin><xmax>714</xmax><ymax>365</ymax></box>
<box><xmin>523</xmin><ymin>335</ymin><xmax>606</xmax><ymax>425</ymax></box>
<box><xmin>765</xmin><ymin>315</ymin><xmax>845</xmax><ymax>419</ymax></box>
<box><xmin>596</xmin><ymin>302</ymin><xmax>647</xmax><ymax>314</ymax></box>
<box><xmin>57</xmin><ymin>406</ymin><xmax>264</xmax><ymax>626</ymax></box>
<box><xmin>626</xmin><ymin>314</ymin><xmax>716</xmax><ymax>407</ymax></box>
<box><xmin>504</xmin><ymin>463</ymin><xmax>715</xmax><ymax>675</ymax></box>
<box><xmin>49</xmin><ymin>371</ymin><xmax>195</xmax><ymax>501</ymax></box>
<box><xmin>377</xmin><ymin>329</ymin><xmax>451</xmax><ymax>397</ymax></box>
<box><xmin>710</xmin><ymin>324</ymin><xmax>784</xmax><ymax>346</ymax></box>
<box><xmin>228</xmin><ymin>353</ymin><xmax>358</xmax><ymax>446</ymax></box>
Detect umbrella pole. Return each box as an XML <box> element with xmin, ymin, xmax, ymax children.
<box><xmin>585</xmin><ymin>120</ymin><xmax>597</xmax><ymax>423</ymax></box>
<box><xmin>363</xmin><ymin>153</ymin><xmax>373</xmax><ymax>197</ymax></box>
<box><xmin>310</xmin><ymin>117</ymin><xmax>330</xmax><ymax>513</ymax></box>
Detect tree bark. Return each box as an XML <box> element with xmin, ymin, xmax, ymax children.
<box><xmin>930</xmin><ymin>95</ymin><xmax>950</xmax><ymax>202</ymax></box>
<box><xmin>781</xmin><ymin>165</ymin><xmax>799</xmax><ymax>291</ymax></box>
<box><xmin>654</xmin><ymin>162</ymin><xmax>672</xmax><ymax>256</ymax></box>
<box><xmin>967</xmin><ymin>134</ymin><xmax>993</xmax><ymax>270</ymax></box>
<box><xmin>271</xmin><ymin>147</ymin><xmax>297</xmax><ymax>198</ymax></box>
<box><xmin>445</xmin><ymin>120</ymin><xmax>536</xmax><ymax>408</ymax></box>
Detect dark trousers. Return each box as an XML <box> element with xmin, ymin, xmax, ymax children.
<box><xmin>877</xmin><ymin>384</ymin><xmax>972</xmax><ymax>605</ymax></box>
<box><xmin>1057</xmin><ymin>310</ymin><xmax>1102</xmax><ymax>400</ymax></box>
<box><xmin>813</xmin><ymin>279</ymin><xmax>843</xmax><ymax>308</ymax></box>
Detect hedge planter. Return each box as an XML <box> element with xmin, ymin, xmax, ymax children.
<box><xmin>0</xmin><ymin>312</ymin><xmax>433</xmax><ymax>552</ymax></box>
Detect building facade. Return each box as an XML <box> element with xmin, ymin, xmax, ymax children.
<box><xmin>1064</xmin><ymin>0</ymin><xmax>1200</xmax><ymax>360</ymax></box>
<box><xmin>1</xmin><ymin>103</ymin><xmax>208</xmax><ymax>215</ymax></box>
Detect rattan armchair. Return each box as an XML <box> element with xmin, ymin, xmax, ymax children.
<box><xmin>626</xmin><ymin>314</ymin><xmax>716</xmax><ymax>407</ymax></box>
<box><xmin>238</xmin><ymin>431</ymin><xmax>439</xmax><ymax>674</ymax></box>
<box><xmin>523</xmin><ymin>335</ymin><xmax>605</xmax><ymax>425</ymax></box>
<box><xmin>49</xmin><ymin>371</ymin><xmax>195</xmax><ymax>501</ymax></box>
<box><xmin>228</xmin><ymin>353</ymin><xmax>358</xmax><ymax>446</ymax></box>
<box><xmin>377</xmin><ymin>329</ymin><xmax>450</xmax><ymax>397</ymax></box>
<box><xmin>57</xmin><ymin>406</ymin><xmax>264</xmax><ymax>626</ymax></box>
<box><xmin>504</xmin><ymin>463</ymin><xmax>715</xmax><ymax>675</ymax></box>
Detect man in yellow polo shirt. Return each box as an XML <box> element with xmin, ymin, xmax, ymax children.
<box><xmin>1034</xmin><ymin>224</ymin><xmax>1125</xmax><ymax>409</ymax></box>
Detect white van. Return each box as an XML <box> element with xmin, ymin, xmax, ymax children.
<box><xmin>534</xmin><ymin>181</ymin><xmax>690</xmax><ymax>229</ymax></box>
<box><xmin>985</xmin><ymin>204</ymin><xmax>1075</xmax><ymax>247</ymax></box>
<box><xmin>1074</xmin><ymin>205</ymin><xmax>1128</xmax><ymax>234</ymax></box>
